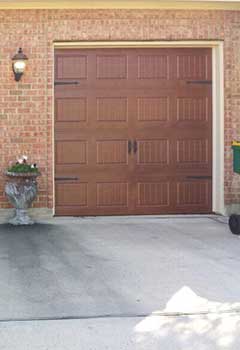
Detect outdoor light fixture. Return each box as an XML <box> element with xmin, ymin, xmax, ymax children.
<box><xmin>12</xmin><ymin>48</ymin><xmax>28</xmax><ymax>81</ymax></box>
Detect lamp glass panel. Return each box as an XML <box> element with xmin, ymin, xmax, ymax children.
<box><xmin>13</xmin><ymin>60</ymin><xmax>26</xmax><ymax>73</ymax></box>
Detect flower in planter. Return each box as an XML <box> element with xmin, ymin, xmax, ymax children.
<box><xmin>22</xmin><ymin>155</ymin><xmax>28</xmax><ymax>163</ymax></box>
<box><xmin>8</xmin><ymin>155</ymin><xmax>39</xmax><ymax>174</ymax></box>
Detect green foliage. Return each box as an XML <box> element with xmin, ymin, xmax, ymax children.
<box><xmin>8</xmin><ymin>163</ymin><xmax>38</xmax><ymax>174</ymax></box>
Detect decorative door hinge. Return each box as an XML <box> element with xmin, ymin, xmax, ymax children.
<box><xmin>186</xmin><ymin>80</ymin><xmax>212</xmax><ymax>85</ymax></box>
<box><xmin>54</xmin><ymin>81</ymin><xmax>79</xmax><ymax>86</ymax></box>
<box><xmin>55</xmin><ymin>176</ymin><xmax>79</xmax><ymax>181</ymax></box>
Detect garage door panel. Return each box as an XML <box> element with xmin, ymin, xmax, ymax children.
<box><xmin>55</xmin><ymin>140</ymin><xmax>88</xmax><ymax>165</ymax></box>
<box><xmin>56</xmin><ymin>183</ymin><xmax>88</xmax><ymax>207</ymax></box>
<box><xmin>96</xmin><ymin>140</ymin><xmax>128</xmax><ymax>165</ymax></box>
<box><xmin>96</xmin><ymin>182</ymin><xmax>129</xmax><ymax>208</ymax></box>
<box><xmin>176</xmin><ymin>53</ymin><xmax>211</xmax><ymax>80</ymax></box>
<box><xmin>176</xmin><ymin>180</ymin><xmax>211</xmax><ymax>209</ymax></box>
<box><xmin>137</xmin><ymin>54</ymin><xmax>170</xmax><ymax>80</ymax></box>
<box><xmin>55</xmin><ymin>98</ymin><xmax>87</xmax><ymax>122</ymax></box>
<box><xmin>56</xmin><ymin>55</ymin><xmax>88</xmax><ymax>80</ymax></box>
<box><xmin>176</xmin><ymin>96</ymin><xmax>210</xmax><ymax>122</ymax></box>
<box><xmin>176</xmin><ymin>55</ymin><xmax>209</xmax><ymax>80</ymax></box>
<box><xmin>137</xmin><ymin>97</ymin><xmax>170</xmax><ymax>122</ymax></box>
<box><xmin>97</xmin><ymin>97</ymin><xmax>128</xmax><ymax>122</ymax></box>
<box><xmin>55</xmin><ymin>48</ymin><xmax>212</xmax><ymax>216</ymax></box>
<box><xmin>136</xmin><ymin>139</ymin><xmax>170</xmax><ymax>165</ymax></box>
<box><xmin>96</xmin><ymin>55</ymin><xmax>128</xmax><ymax>79</ymax></box>
<box><xmin>176</xmin><ymin>139</ymin><xmax>209</xmax><ymax>166</ymax></box>
<box><xmin>137</xmin><ymin>182</ymin><xmax>170</xmax><ymax>207</ymax></box>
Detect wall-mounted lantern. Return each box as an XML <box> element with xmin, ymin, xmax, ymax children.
<box><xmin>12</xmin><ymin>48</ymin><xmax>28</xmax><ymax>81</ymax></box>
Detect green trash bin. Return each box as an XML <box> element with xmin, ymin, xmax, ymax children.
<box><xmin>232</xmin><ymin>144</ymin><xmax>240</xmax><ymax>174</ymax></box>
<box><xmin>229</xmin><ymin>142</ymin><xmax>240</xmax><ymax>235</ymax></box>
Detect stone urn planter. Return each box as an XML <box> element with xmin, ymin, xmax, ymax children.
<box><xmin>5</xmin><ymin>171</ymin><xmax>40</xmax><ymax>225</ymax></box>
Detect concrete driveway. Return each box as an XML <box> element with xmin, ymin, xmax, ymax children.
<box><xmin>0</xmin><ymin>215</ymin><xmax>240</xmax><ymax>349</ymax></box>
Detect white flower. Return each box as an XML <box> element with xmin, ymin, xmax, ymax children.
<box><xmin>22</xmin><ymin>155</ymin><xmax>28</xmax><ymax>160</ymax></box>
<box><xmin>18</xmin><ymin>158</ymin><xmax>23</xmax><ymax>164</ymax></box>
<box><xmin>31</xmin><ymin>164</ymin><xmax>34</xmax><ymax>168</ymax></box>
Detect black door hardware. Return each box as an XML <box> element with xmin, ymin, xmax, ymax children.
<box><xmin>186</xmin><ymin>80</ymin><xmax>212</xmax><ymax>85</ymax></box>
<box><xmin>128</xmin><ymin>140</ymin><xmax>132</xmax><ymax>154</ymax></box>
<box><xmin>133</xmin><ymin>140</ymin><xmax>138</xmax><ymax>154</ymax></box>
<box><xmin>55</xmin><ymin>176</ymin><xmax>79</xmax><ymax>181</ymax></box>
<box><xmin>54</xmin><ymin>81</ymin><xmax>79</xmax><ymax>86</ymax></box>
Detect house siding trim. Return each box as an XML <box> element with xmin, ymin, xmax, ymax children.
<box><xmin>0</xmin><ymin>1</ymin><xmax>240</xmax><ymax>10</ymax></box>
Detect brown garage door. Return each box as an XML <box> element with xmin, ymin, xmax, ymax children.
<box><xmin>55</xmin><ymin>48</ymin><xmax>212</xmax><ymax>216</ymax></box>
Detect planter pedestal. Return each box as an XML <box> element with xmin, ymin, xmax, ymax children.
<box><xmin>4</xmin><ymin>172</ymin><xmax>40</xmax><ymax>225</ymax></box>
<box><xmin>8</xmin><ymin>208</ymin><xmax>35</xmax><ymax>225</ymax></box>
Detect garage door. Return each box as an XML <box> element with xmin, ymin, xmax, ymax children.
<box><xmin>54</xmin><ymin>48</ymin><xmax>212</xmax><ymax>216</ymax></box>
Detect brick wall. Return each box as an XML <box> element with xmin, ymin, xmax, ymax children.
<box><xmin>0</xmin><ymin>9</ymin><xmax>239</xmax><ymax>210</ymax></box>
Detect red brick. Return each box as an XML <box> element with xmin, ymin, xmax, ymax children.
<box><xmin>0</xmin><ymin>9</ymin><xmax>239</xmax><ymax>210</ymax></box>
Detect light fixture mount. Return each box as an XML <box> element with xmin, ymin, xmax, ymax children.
<box><xmin>12</xmin><ymin>48</ymin><xmax>28</xmax><ymax>81</ymax></box>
